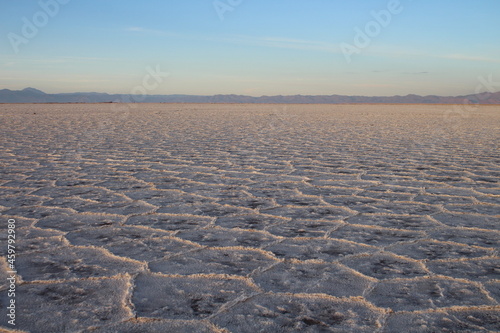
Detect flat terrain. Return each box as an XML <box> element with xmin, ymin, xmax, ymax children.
<box><xmin>0</xmin><ymin>104</ymin><xmax>499</xmax><ymax>332</ymax></box>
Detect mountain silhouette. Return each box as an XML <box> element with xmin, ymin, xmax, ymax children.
<box><xmin>1</xmin><ymin>88</ymin><xmax>499</xmax><ymax>104</ymax></box>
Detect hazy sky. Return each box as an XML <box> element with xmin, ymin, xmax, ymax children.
<box><xmin>1</xmin><ymin>0</ymin><xmax>499</xmax><ymax>96</ymax></box>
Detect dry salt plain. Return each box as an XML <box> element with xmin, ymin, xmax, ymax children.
<box><xmin>0</xmin><ymin>103</ymin><xmax>499</xmax><ymax>333</ymax></box>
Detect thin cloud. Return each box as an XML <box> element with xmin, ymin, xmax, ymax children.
<box><xmin>2</xmin><ymin>57</ymin><xmax>116</xmax><ymax>66</ymax></box>
<box><xmin>439</xmin><ymin>54</ymin><xmax>500</xmax><ymax>63</ymax></box>
<box><xmin>362</xmin><ymin>45</ymin><xmax>500</xmax><ymax>64</ymax></box>
<box><xmin>125</xmin><ymin>27</ymin><xmax>182</xmax><ymax>38</ymax></box>
<box><xmin>0</xmin><ymin>77</ymin><xmax>113</xmax><ymax>83</ymax></box>
<box><xmin>125</xmin><ymin>27</ymin><xmax>339</xmax><ymax>53</ymax></box>
<box><xmin>402</xmin><ymin>71</ymin><xmax>429</xmax><ymax>75</ymax></box>
<box><xmin>374</xmin><ymin>71</ymin><xmax>429</xmax><ymax>74</ymax></box>
<box><xmin>206</xmin><ymin>34</ymin><xmax>340</xmax><ymax>53</ymax></box>
<box><xmin>351</xmin><ymin>83</ymin><xmax>396</xmax><ymax>88</ymax></box>
<box><xmin>259</xmin><ymin>36</ymin><xmax>338</xmax><ymax>52</ymax></box>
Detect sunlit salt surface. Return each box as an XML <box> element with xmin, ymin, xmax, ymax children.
<box><xmin>1</xmin><ymin>104</ymin><xmax>499</xmax><ymax>332</ymax></box>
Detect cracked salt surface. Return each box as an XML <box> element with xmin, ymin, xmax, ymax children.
<box><xmin>1</xmin><ymin>104</ymin><xmax>499</xmax><ymax>332</ymax></box>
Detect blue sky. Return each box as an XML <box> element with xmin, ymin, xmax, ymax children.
<box><xmin>1</xmin><ymin>0</ymin><xmax>499</xmax><ymax>96</ymax></box>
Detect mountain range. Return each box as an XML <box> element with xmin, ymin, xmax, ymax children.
<box><xmin>1</xmin><ymin>87</ymin><xmax>500</xmax><ymax>104</ymax></box>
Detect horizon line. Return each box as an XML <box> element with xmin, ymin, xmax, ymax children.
<box><xmin>2</xmin><ymin>87</ymin><xmax>500</xmax><ymax>99</ymax></box>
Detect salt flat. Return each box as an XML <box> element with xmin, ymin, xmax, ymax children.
<box><xmin>0</xmin><ymin>103</ymin><xmax>499</xmax><ymax>332</ymax></box>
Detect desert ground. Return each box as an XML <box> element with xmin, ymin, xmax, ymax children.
<box><xmin>0</xmin><ymin>103</ymin><xmax>499</xmax><ymax>332</ymax></box>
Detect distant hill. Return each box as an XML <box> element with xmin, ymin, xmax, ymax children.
<box><xmin>1</xmin><ymin>87</ymin><xmax>499</xmax><ymax>104</ymax></box>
